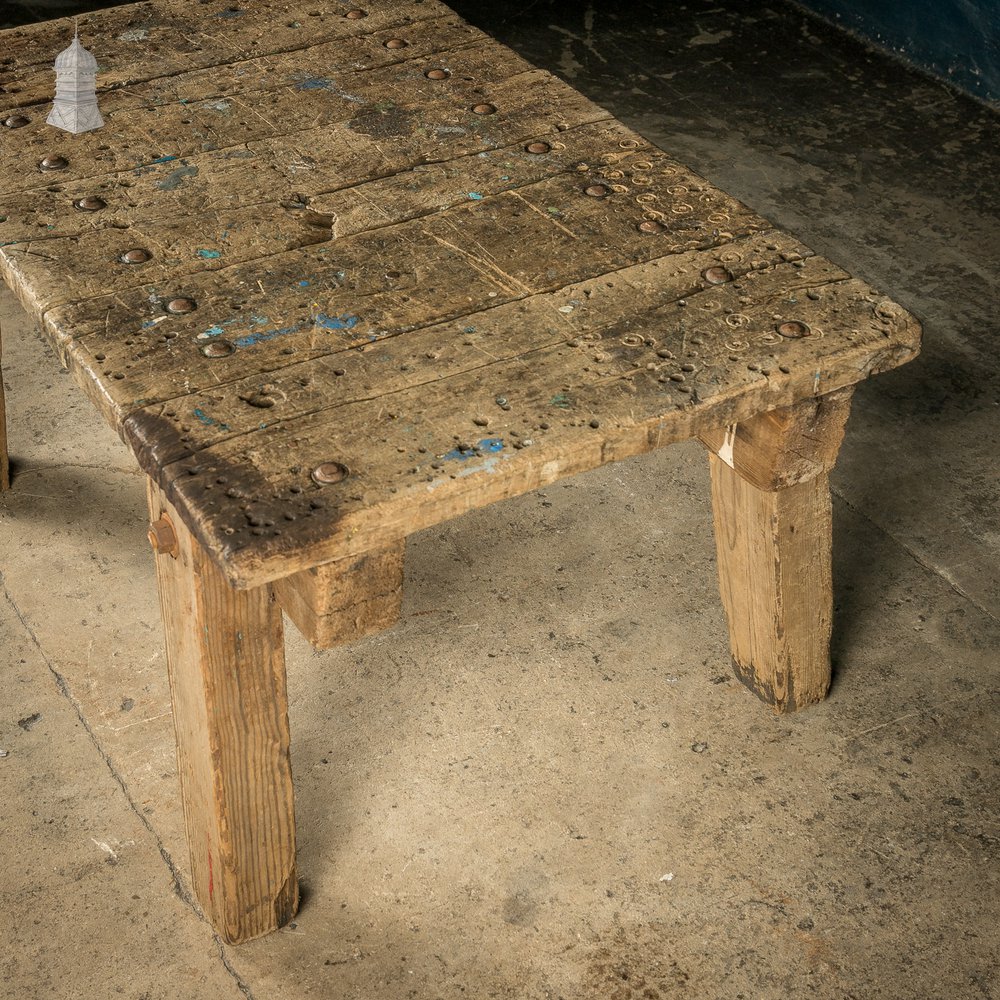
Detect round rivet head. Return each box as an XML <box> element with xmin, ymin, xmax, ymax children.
<box><xmin>638</xmin><ymin>220</ymin><xmax>666</xmax><ymax>234</ymax></box>
<box><xmin>525</xmin><ymin>141</ymin><xmax>551</xmax><ymax>154</ymax></box>
<box><xmin>39</xmin><ymin>154</ymin><xmax>68</xmax><ymax>171</ymax></box>
<box><xmin>584</xmin><ymin>184</ymin><xmax>609</xmax><ymax>198</ymax></box>
<box><xmin>472</xmin><ymin>103</ymin><xmax>496</xmax><ymax>115</ymax></box>
<box><xmin>702</xmin><ymin>265</ymin><xmax>733</xmax><ymax>284</ymax></box>
<box><xmin>384</xmin><ymin>37</ymin><xmax>407</xmax><ymax>48</ymax></box>
<box><xmin>424</xmin><ymin>68</ymin><xmax>450</xmax><ymax>80</ymax></box>
<box><xmin>311</xmin><ymin>461</ymin><xmax>349</xmax><ymax>485</ymax></box>
<box><xmin>201</xmin><ymin>340</ymin><xmax>235</xmax><ymax>357</ymax></box>
<box><xmin>344</xmin><ymin>8</ymin><xmax>367</xmax><ymax>17</ymax></box>
<box><xmin>120</xmin><ymin>247</ymin><xmax>152</xmax><ymax>264</ymax></box>
<box><xmin>3</xmin><ymin>114</ymin><xmax>29</xmax><ymax>129</ymax></box>
<box><xmin>776</xmin><ymin>320</ymin><xmax>811</xmax><ymax>338</ymax></box>
<box><xmin>165</xmin><ymin>297</ymin><xmax>197</xmax><ymax>314</ymax></box>
<box><xmin>73</xmin><ymin>196</ymin><xmax>106</xmax><ymax>212</ymax></box>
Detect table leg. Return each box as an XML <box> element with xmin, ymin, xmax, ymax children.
<box><xmin>1</xmin><ymin>318</ymin><xmax>10</xmax><ymax>490</ymax></box>
<box><xmin>700</xmin><ymin>389</ymin><xmax>854</xmax><ymax>712</ymax></box>
<box><xmin>146</xmin><ymin>480</ymin><xmax>298</xmax><ymax>943</ymax></box>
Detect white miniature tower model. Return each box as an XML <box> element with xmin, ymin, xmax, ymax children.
<box><xmin>47</xmin><ymin>21</ymin><xmax>104</xmax><ymax>134</ymax></box>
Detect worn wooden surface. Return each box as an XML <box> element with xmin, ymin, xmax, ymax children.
<box><xmin>699</xmin><ymin>386</ymin><xmax>854</xmax><ymax>490</ymax></box>
<box><xmin>147</xmin><ymin>480</ymin><xmax>297</xmax><ymax>943</ymax></box>
<box><xmin>709</xmin><ymin>456</ymin><xmax>836</xmax><ymax>712</ymax></box>
<box><xmin>272</xmin><ymin>543</ymin><xmax>405</xmax><ymax>649</ymax></box>
<box><xmin>0</xmin><ymin>0</ymin><xmax>921</xmax><ymax>590</ymax></box>
<box><xmin>0</xmin><ymin>319</ymin><xmax>8</xmax><ymax>491</ymax></box>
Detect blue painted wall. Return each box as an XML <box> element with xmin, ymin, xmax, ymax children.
<box><xmin>798</xmin><ymin>0</ymin><xmax>1000</xmax><ymax>102</ymax></box>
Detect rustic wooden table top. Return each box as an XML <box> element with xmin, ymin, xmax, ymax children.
<box><xmin>0</xmin><ymin>0</ymin><xmax>919</xmax><ymax>588</ymax></box>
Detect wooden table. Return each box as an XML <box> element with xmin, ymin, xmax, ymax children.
<box><xmin>0</xmin><ymin>0</ymin><xmax>919</xmax><ymax>944</ymax></box>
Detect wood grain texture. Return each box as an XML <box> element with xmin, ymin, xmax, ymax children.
<box><xmin>146</xmin><ymin>480</ymin><xmax>297</xmax><ymax>943</ymax></box>
<box><xmin>273</xmin><ymin>543</ymin><xmax>405</xmax><ymax>650</ymax></box>
<box><xmin>706</xmin><ymin>390</ymin><xmax>853</xmax><ymax>712</ymax></box>
<box><xmin>0</xmin><ymin>319</ymin><xmax>8</xmax><ymax>490</ymax></box>
<box><xmin>699</xmin><ymin>386</ymin><xmax>854</xmax><ymax>490</ymax></box>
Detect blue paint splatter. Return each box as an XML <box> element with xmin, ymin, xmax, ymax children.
<box><xmin>150</xmin><ymin>154</ymin><xmax>178</xmax><ymax>165</ymax></box>
<box><xmin>197</xmin><ymin>249</ymin><xmax>221</xmax><ymax>259</ymax></box>
<box><xmin>200</xmin><ymin>323</ymin><xmax>227</xmax><ymax>339</ymax></box>
<box><xmin>234</xmin><ymin>324</ymin><xmax>300</xmax><ymax>348</ymax></box>
<box><xmin>468</xmin><ymin>192</ymin><xmax>484</xmax><ymax>201</ymax></box>
<box><xmin>156</xmin><ymin>163</ymin><xmax>198</xmax><ymax>191</ymax></box>
<box><xmin>296</xmin><ymin>77</ymin><xmax>333</xmax><ymax>90</ymax></box>
<box><xmin>443</xmin><ymin>438</ymin><xmax>505</xmax><ymax>461</ymax></box>
<box><xmin>315</xmin><ymin>313</ymin><xmax>359</xmax><ymax>331</ymax></box>
<box><xmin>192</xmin><ymin>407</ymin><xmax>230</xmax><ymax>430</ymax></box>
<box><xmin>550</xmin><ymin>392</ymin><xmax>573</xmax><ymax>409</ymax></box>
<box><xmin>298</xmin><ymin>280</ymin><xmax>310</xmax><ymax>287</ymax></box>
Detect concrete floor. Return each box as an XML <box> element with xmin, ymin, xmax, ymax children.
<box><xmin>2</xmin><ymin>1</ymin><xmax>998</xmax><ymax>998</ymax></box>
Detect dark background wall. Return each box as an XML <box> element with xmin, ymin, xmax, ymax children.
<box><xmin>797</xmin><ymin>0</ymin><xmax>1000</xmax><ymax>103</ymax></box>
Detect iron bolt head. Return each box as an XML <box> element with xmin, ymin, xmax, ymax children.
<box><xmin>39</xmin><ymin>155</ymin><xmax>68</xmax><ymax>170</ymax></box>
<box><xmin>165</xmin><ymin>297</ymin><xmax>197</xmax><ymax>314</ymax></box>
<box><xmin>3</xmin><ymin>115</ymin><xmax>29</xmax><ymax>128</ymax></box>
<box><xmin>148</xmin><ymin>515</ymin><xmax>179</xmax><ymax>558</ymax></box>
<box><xmin>74</xmin><ymin>196</ymin><xmax>106</xmax><ymax>211</ymax></box>
<box><xmin>311</xmin><ymin>462</ymin><xmax>349</xmax><ymax>485</ymax></box>
<box><xmin>120</xmin><ymin>248</ymin><xmax>152</xmax><ymax>264</ymax></box>
<box><xmin>201</xmin><ymin>340</ymin><xmax>235</xmax><ymax>357</ymax></box>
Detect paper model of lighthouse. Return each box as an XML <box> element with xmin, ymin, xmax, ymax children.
<box><xmin>47</xmin><ymin>24</ymin><xmax>104</xmax><ymax>134</ymax></box>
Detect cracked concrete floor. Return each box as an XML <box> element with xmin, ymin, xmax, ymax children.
<box><xmin>2</xmin><ymin>1</ymin><xmax>999</xmax><ymax>998</ymax></box>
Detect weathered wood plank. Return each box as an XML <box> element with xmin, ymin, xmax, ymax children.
<box><xmin>145</xmin><ymin>264</ymin><xmax>918</xmax><ymax>589</ymax></box>
<box><xmin>119</xmin><ymin>232</ymin><xmax>830</xmax><ymax>467</ymax></box>
<box><xmin>0</xmin><ymin>86</ymin><xmax>613</xmax><ymax>255</ymax></box>
<box><xmin>0</xmin><ymin>37</ymin><xmax>551</xmax><ymax>197</ymax></box>
<box><xmin>5</xmin><ymin>115</ymin><xmax>675</xmax><ymax>317</ymax></box>
<box><xmin>0</xmin><ymin>0</ymin><xmax>450</xmax><ymax>103</ymax></box>
<box><xmin>44</xmin><ymin>155</ymin><xmax>769</xmax><ymax>429</ymax></box>
<box><xmin>1</xmin><ymin>8</ymin><xmax>473</xmax><ymax>115</ymax></box>
<box><xmin>146</xmin><ymin>479</ymin><xmax>297</xmax><ymax>942</ymax></box>
<box><xmin>273</xmin><ymin>542</ymin><xmax>405</xmax><ymax>649</ymax></box>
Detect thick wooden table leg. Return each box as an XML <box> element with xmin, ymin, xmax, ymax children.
<box><xmin>146</xmin><ymin>480</ymin><xmax>298</xmax><ymax>943</ymax></box>
<box><xmin>700</xmin><ymin>389</ymin><xmax>854</xmax><ymax>712</ymax></box>
<box><xmin>1</xmin><ymin>319</ymin><xmax>10</xmax><ymax>491</ymax></box>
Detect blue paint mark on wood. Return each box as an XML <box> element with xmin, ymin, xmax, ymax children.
<box><xmin>234</xmin><ymin>324</ymin><xmax>300</xmax><ymax>348</ymax></box>
<box><xmin>150</xmin><ymin>154</ymin><xmax>178</xmax><ymax>165</ymax></box>
<box><xmin>156</xmin><ymin>163</ymin><xmax>198</xmax><ymax>191</ymax></box>
<box><xmin>296</xmin><ymin>77</ymin><xmax>333</xmax><ymax>90</ymax></box>
<box><xmin>197</xmin><ymin>249</ymin><xmax>222</xmax><ymax>259</ymax></box>
<box><xmin>315</xmin><ymin>313</ymin><xmax>359</xmax><ymax>331</ymax></box>
<box><xmin>193</xmin><ymin>407</ymin><xmax>230</xmax><ymax>430</ymax></box>
<box><xmin>468</xmin><ymin>192</ymin><xmax>484</xmax><ymax>200</ymax></box>
<box><xmin>443</xmin><ymin>438</ymin><xmax>505</xmax><ymax>461</ymax></box>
